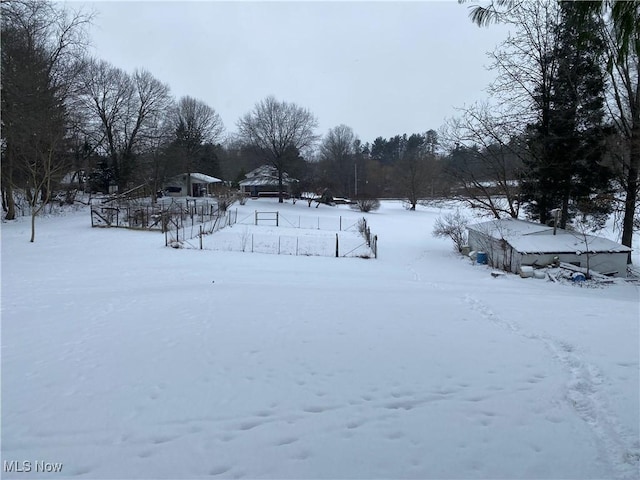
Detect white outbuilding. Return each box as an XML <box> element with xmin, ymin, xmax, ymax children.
<box><xmin>164</xmin><ymin>173</ymin><xmax>223</xmax><ymax>197</ymax></box>
<box><xmin>467</xmin><ymin>218</ymin><xmax>631</xmax><ymax>278</ymax></box>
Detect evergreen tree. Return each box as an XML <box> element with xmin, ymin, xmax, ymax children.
<box><xmin>522</xmin><ymin>2</ymin><xmax>611</xmax><ymax>227</ymax></box>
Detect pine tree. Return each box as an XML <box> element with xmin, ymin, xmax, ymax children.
<box><xmin>522</xmin><ymin>2</ymin><xmax>611</xmax><ymax>228</ymax></box>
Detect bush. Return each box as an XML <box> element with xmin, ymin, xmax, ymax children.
<box><xmin>432</xmin><ymin>210</ymin><xmax>469</xmax><ymax>252</ymax></box>
<box><xmin>236</xmin><ymin>192</ymin><xmax>248</xmax><ymax>205</ymax></box>
<box><xmin>351</xmin><ymin>197</ymin><xmax>380</xmax><ymax>213</ymax></box>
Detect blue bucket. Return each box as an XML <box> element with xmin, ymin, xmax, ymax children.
<box><xmin>477</xmin><ymin>252</ymin><xmax>488</xmax><ymax>265</ymax></box>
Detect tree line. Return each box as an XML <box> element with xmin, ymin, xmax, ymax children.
<box><xmin>2</xmin><ymin>0</ymin><xmax>638</xmax><ymax>256</ymax></box>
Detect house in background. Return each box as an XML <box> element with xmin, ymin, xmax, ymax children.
<box><xmin>467</xmin><ymin>218</ymin><xmax>631</xmax><ymax>277</ymax></box>
<box><xmin>164</xmin><ymin>173</ymin><xmax>222</xmax><ymax>197</ymax></box>
<box><xmin>239</xmin><ymin>165</ymin><xmax>298</xmax><ymax>198</ymax></box>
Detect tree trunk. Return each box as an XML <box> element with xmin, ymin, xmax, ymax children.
<box><xmin>30</xmin><ymin>210</ymin><xmax>36</xmax><ymax>243</ymax></box>
<box><xmin>621</xmin><ymin>134</ymin><xmax>639</xmax><ymax>263</ymax></box>
<box><xmin>278</xmin><ymin>169</ymin><xmax>284</xmax><ymax>203</ymax></box>
<box><xmin>560</xmin><ymin>194</ymin><xmax>570</xmax><ymax>229</ymax></box>
<box><xmin>3</xmin><ymin>183</ymin><xmax>17</xmax><ymax>220</ymax></box>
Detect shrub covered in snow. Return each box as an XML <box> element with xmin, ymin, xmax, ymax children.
<box><xmin>351</xmin><ymin>197</ymin><xmax>380</xmax><ymax>213</ymax></box>
<box><xmin>432</xmin><ymin>209</ymin><xmax>469</xmax><ymax>253</ymax></box>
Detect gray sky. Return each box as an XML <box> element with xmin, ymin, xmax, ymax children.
<box><xmin>76</xmin><ymin>1</ymin><xmax>511</xmax><ymax>144</ymax></box>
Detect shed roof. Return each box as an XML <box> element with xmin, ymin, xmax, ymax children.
<box><xmin>509</xmin><ymin>232</ymin><xmax>631</xmax><ymax>254</ymax></box>
<box><xmin>468</xmin><ymin>218</ymin><xmax>553</xmax><ymax>236</ymax></box>
<box><xmin>468</xmin><ymin>218</ymin><xmax>631</xmax><ymax>254</ymax></box>
<box><xmin>167</xmin><ymin>173</ymin><xmax>222</xmax><ymax>184</ymax></box>
<box><xmin>188</xmin><ymin>173</ymin><xmax>222</xmax><ymax>184</ymax></box>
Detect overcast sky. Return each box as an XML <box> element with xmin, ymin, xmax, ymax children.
<box><xmin>74</xmin><ymin>1</ymin><xmax>511</xmax><ymax>144</ymax></box>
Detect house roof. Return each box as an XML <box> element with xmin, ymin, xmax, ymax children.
<box><xmin>468</xmin><ymin>218</ymin><xmax>631</xmax><ymax>254</ymax></box>
<box><xmin>168</xmin><ymin>173</ymin><xmax>222</xmax><ymax>184</ymax></box>
<box><xmin>239</xmin><ymin>165</ymin><xmax>297</xmax><ymax>186</ymax></box>
<box><xmin>188</xmin><ymin>173</ymin><xmax>222</xmax><ymax>184</ymax></box>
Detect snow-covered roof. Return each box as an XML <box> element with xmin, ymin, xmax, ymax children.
<box><xmin>244</xmin><ymin>165</ymin><xmax>278</xmax><ymax>179</ymax></box>
<box><xmin>469</xmin><ymin>218</ymin><xmax>631</xmax><ymax>254</ymax></box>
<box><xmin>510</xmin><ymin>232</ymin><xmax>631</xmax><ymax>254</ymax></box>
<box><xmin>468</xmin><ymin>218</ymin><xmax>553</xmax><ymax>236</ymax></box>
<box><xmin>239</xmin><ymin>165</ymin><xmax>297</xmax><ymax>186</ymax></box>
<box><xmin>167</xmin><ymin>173</ymin><xmax>222</xmax><ymax>184</ymax></box>
<box><xmin>188</xmin><ymin>173</ymin><xmax>222</xmax><ymax>184</ymax></box>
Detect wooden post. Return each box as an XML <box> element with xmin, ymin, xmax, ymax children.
<box><xmin>336</xmin><ymin>233</ymin><xmax>339</xmax><ymax>257</ymax></box>
<box><xmin>276</xmin><ymin>211</ymin><xmax>279</xmax><ymax>227</ymax></box>
<box><xmin>255</xmin><ymin>210</ymin><xmax>258</xmax><ymax>225</ymax></box>
<box><xmin>374</xmin><ymin>235</ymin><xmax>378</xmax><ymax>259</ymax></box>
<box><xmin>165</xmin><ymin>226</ymin><xmax>168</xmax><ymax>246</ymax></box>
<box><xmin>199</xmin><ymin>226</ymin><xmax>203</xmax><ymax>250</ymax></box>
<box><xmin>340</xmin><ymin>216</ymin><xmax>342</xmax><ymax>231</ymax></box>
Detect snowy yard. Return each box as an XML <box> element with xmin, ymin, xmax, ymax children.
<box><xmin>1</xmin><ymin>199</ymin><xmax>639</xmax><ymax>479</ymax></box>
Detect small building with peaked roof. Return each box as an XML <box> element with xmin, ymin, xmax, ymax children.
<box><xmin>239</xmin><ymin>165</ymin><xmax>298</xmax><ymax>197</ymax></box>
<box><xmin>164</xmin><ymin>173</ymin><xmax>222</xmax><ymax>197</ymax></box>
<box><xmin>467</xmin><ymin>218</ymin><xmax>631</xmax><ymax>277</ymax></box>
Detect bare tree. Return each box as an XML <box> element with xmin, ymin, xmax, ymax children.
<box><xmin>237</xmin><ymin>96</ymin><xmax>318</xmax><ymax>203</ymax></box>
<box><xmin>448</xmin><ymin>2</ymin><xmax>561</xmax><ymax>223</ymax></box>
<box><xmin>76</xmin><ymin>59</ymin><xmax>172</xmax><ymax>191</ymax></box>
<box><xmin>601</xmin><ymin>10</ymin><xmax>639</xmax><ymax>261</ymax></box>
<box><xmin>319</xmin><ymin>124</ymin><xmax>356</xmax><ymax>197</ymax></box>
<box><xmin>393</xmin><ymin>132</ymin><xmax>439</xmax><ymax>210</ymax></box>
<box><xmin>1</xmin><ymin>0</ymin><xmax>91</xmax><ymax>241</ymax></box>
<box><xmin>140</xmin><ymin>111</ymin><xmax>175</xmax><ymax>202</ymax></box>
<box><xmin>441</xmin><ymin>104</ymin><xmax>524</xmax><ymax>218</ymax></box>
<box><xmin>169</xmin><ymin>96</ymin><xmax>224</xmax><ymax>194</ymax></box>
<box><xmin>464</xmin><ymin>0</ymin><xmax>638</xmax><ymax>61</ymax></box>
<box><xmin>172</xmin><ymin>96</ymin><xmax>224</xmax><ymax>146</ymax></box>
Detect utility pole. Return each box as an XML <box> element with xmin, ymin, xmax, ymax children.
<box><xmin>354</xmin><ymin>163</ymin><xmax>358</xmax><ymax>197</ymax></box>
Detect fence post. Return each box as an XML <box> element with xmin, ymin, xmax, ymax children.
<box><xmin>255</xmin><ymin>210</ymin><xmax>258</xmax><ymax>225</ymax></box>
<box><xmin>336</xmin><ymin>233</ymin><xmax>339</xmax><ymax>258</ymax></box>
<box><xmin>340</xmin><ymin>216</ymin><xmax>342</xmax><ymax>231</ymax></box>
<box><xmin>374</xmin><ymin>235</ymin><xmax>378</xmax><ymax>258</ymax></box>
<box><xmin>165</xmin><ymin>226</ymin><xmax>168</xmax><ymax>246</ymax></box>
<box><xmin>296</xmin><ymin>237</ymin><xmax>299</xmax><ymax>256</ymax></box>
<box><xmin>276</xmin><ymin>211</ymin><xmax>279</xmax><ymax>227</ymax></box>
<box><xmin>199</xmin><ymin>225</ymin><xmax>203</xmax><ymax>250</ymax></box>
<box><xmin>251</xmin><ymin>234</ymin><xmax>254</xmax><ymax>253</ymax></box>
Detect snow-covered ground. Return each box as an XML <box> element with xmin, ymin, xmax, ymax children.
<box><xmin>2</xmin><ymin>199</ymin><xmax>639</xmax><ymax>479</ymax></box>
